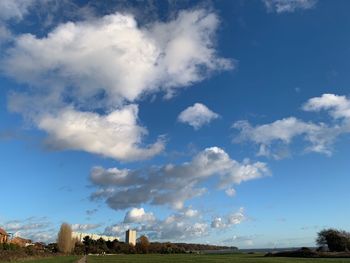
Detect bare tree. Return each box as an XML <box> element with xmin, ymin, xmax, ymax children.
<box><xmin>57</xmin><ymin>223</ymin><xmax>74</xmax><ymax>253</ymax></box>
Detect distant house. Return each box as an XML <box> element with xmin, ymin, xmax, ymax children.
<box><xmin>0</xmin><ymin>228</ymin><xmax>9</xmax><ymax>243</ymax></box>
<box><xmin>10</xmin><ymin>237</ymin><xmax>32</xmax><ymax>247</ymax></box>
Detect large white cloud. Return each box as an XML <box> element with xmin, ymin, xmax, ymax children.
<box><xmin>178</xmin><ymin>103</ymin><xmax>219</xmax><ymax>130</ymax></box>
<box><xmin>90</xmin><ymin>147</ymin><xmax>269</xmax><ymax>210</ymax></box>
<box><xmin>2</xmin><ymin>9</ymin><xmax>232</xmax><ymax>161</ymax></box>
<box><xmin>262</xmin><ymin>0</ymin><xmax>317</xmax><ymax>13</ymax></box>
<box><xmin>35</xmin><ymin>105</ymin><xmax>164</xmax><ymax>161</ymax></box>
<box><xmin>233</xmin><ymin>94</ymin><xmax>350</xmax><ymax>158</ymax></box>
<box><xmin>2</xmin><ymin>9</ymin><xmax>232</xmax><ymax>104</ymax></box>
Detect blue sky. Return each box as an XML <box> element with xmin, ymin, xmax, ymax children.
<box><xmin>1</xmin><ymin>0</ymin><xmax>350</xmax><ymax>248</ymax></box>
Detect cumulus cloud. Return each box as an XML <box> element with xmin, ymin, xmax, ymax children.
<box><xmin>2</xmin><ymin>9</ymin><xmax>232</xmax><ymax>103</ymax></box>
<box><xmin>90</xmin><ymin>147</ymin><xmax>269</xmax><ymax>210</ymax></box>
<box><xmin>303</xmin><ymin>93</ymin><xmax>350</xmax><ymax>119</ymax></box>
<box><xmin>124</xmin><ymin>208</ymin><xmax>155</xmax><ymax>223</ymax></box>
<box><xmin>211</xmin><ymin>207</ymin><xmax>245</xmax><ymax>229</ymax></box>
<box><xmin>1</xmin><ymin>9</ymin><xmax>232</xmax><ymax>161</ymax></box>
<box><xmin>105</xmin><ymin>207</ymin><xmax>244</xmax><ymax>241</ymax></box>
<box><xmin>233</xmin><ymin>94</ymin><xmax>350</xmax><ymax>158</ymax></box>
<box><xmin>263</xmin><ymin>0</ymin><xmax>317</xmax><ymax>13</ymax></box>
<box><xmin>105</xmin><ymin>207</ymin><xmax>207</xmax><ymax>241</ymax></box>
<box><xmin>35</xmin><ymin>105</ymin><xmax>164</xmax><ymax>161</ymax></box>
<box><xmin>178</xmin><ymin>103</ymin><xmax>219</xmax><ymax>129</ymax></box>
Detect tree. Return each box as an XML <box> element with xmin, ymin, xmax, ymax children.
<box><xmin>317</xmin><ymin>228</ymin><xmax>350</xmax><ymax>252</ymax></box>
<box><xmin>57</xmin><ymin>223</ymin><xmax>74</xmax><ymax>253</ymax></box>
<box><xmin>136</xmin><ymin>235</ymin><xmax>150</xmax><ymax>254</ymax></box>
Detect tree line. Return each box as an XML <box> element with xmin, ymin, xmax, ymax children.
<box><xmin>55</xmin><ymin>223</ymin><xmax>235</xmax><ymax>255</ymax></box>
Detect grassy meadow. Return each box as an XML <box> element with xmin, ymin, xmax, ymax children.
<box><xmin>0</xmin><ymin>256</ymin><xmax>80</xmax><ymax>263</ymax></box>
<box><xmin>87</xmin><ymin>254</ymin><xmax>350</xmax><ymax>263</ymax></box>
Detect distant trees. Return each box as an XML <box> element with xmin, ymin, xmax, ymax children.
<box><xmin>79</xmin><ymin>235</ymin><xmax>231</xmax><ymax>255</ymax></box>
<box><xmin>57</xmin><ymin>223</ymin><xmax>75</xmax><ymax>253</ymax></box>
<box><xmin>317</xmin><ymin>229</ymin><xmax>350</xmax><ymax>252</ymax></box>
<box><xmin>136</xmin><ymin>235</ymin><xmax>150</xmax><ymax>253</ymax></box>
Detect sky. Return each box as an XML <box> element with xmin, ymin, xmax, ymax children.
<box><xmin>0</xmin><ymin>0</ymin><xmax>350</xmax><ymax>249</ymax></box>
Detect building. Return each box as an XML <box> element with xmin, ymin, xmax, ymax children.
<box><xmin>10</xmin><ymin>237</ymin><xmax>32</xmax><ymax>247</ymax></box>
<box><xmin>72</xmin><ymin>232</ymin><xmax>118</xmax><ymax>242</ymax></box>
<box><xmin>0</xmin><ymin>228</ymin><xmax>9</xmax><ymax>243</ymax></box>
<box><xmin>125</xmin><ymin>229</ymin><xmax>136</xmax><ymax>246</ymax></box>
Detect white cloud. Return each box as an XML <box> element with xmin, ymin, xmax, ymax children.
<box><xmin>71</xmin><ymin>224</ymin><xmax>101</xmax><ymax>232</ymax></box>
<box><xmin>35</xmin><ymin>105</ymin><xmax>164</xmax><ymax>161</ymax></box>
<box><xmin>1</xmin><ymin>217</ymin><xmax>55</xmax><ymax>243</ymax></box>
<box><xmin>105</xmin><ymin>207</ymin><xmax>246</xmax><ymax>242</ymax></box>
<box><xmin>2</xmin><ymin>10</ymin><xmax>232</xmax><ymax>102</ymax></box>
<box><xmin>90</xmin><ymin>147</ymin><xmax>269</xmax><ymax>210</ymax></box>
<box><xmin>303</xmin><ymin>93</ymin><xmax>350</xmax><ymax>119</ymax></box>
<box><xmin>183</xmin><ymin>208</ymin><xmax>199</xmax><ymax>218</ymax></box>
<box><xmin>225</xmin><ymin>188</ymin><xmax>236</xmax><ymax>197</ymax></box>
<box><xmin>124</xmin><ymin>208</ymin><xmax>207</xmax><ymax>241</ymax></box>
<box><xmin>0</xmin><ymin>0</ymin><xmax>39</xmax><ymax>21</ymax></box>
<box><xmin>233</xmin><ymin>94</ymin><xmax>350</xmax><ymax>158</ymax></box>
<box><xmin>2</xmin><ymin>9</ymin><xmax>232</xmax><ymax>161</ymax></box>
<box><xmin>124</xmin><ymin>208</ymin><xmax>155</xmax><ymax>223</ymax></box>
<box><xmin>104</xmin><ymin>224</ymin><xmax>130</xmax><ymax>239</ymax></box>
<box><xmin>263</xmin><ymin>0</ymin><xmax>317</xmax><ymax>13</ymax></box>
<box><xmin>211</xmin><ymin>207</ymin><xmax>245</xmax><ymax>229</ymax></box>
<box><xmin>211</xmin><ymin>217</ymin><xmax>226</xmax><ymax>229</ymax></box>
<box><xmin>3</xmin><ymin>218</ymin><xmax>50</xmax><ymax>232</ymax></box>
<box><xmin>178</xmin><ymin>103</ymin><xmax>219</xmax><ymax>129</ymax></box>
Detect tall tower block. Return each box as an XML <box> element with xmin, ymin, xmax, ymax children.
<box><xmin>125</xmin><ymin>229</ymin><xmax>136</xmax><ymax>246</ymax></box>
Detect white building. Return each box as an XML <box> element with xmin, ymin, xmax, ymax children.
<box><xmin>72</xmin><ymin>232</ymin><xmax>118</xmax><ymax>242</ymax></box>
<box><xmin>125</xmin><ymin>229</ymin><xmax>136</xmax><ymax>246</ymax></box>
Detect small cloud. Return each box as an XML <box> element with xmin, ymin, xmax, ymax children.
<box><xmin>123</xmin><ymin>208</ymin><xmax>155</xmax><ymax>223</ymax></box>
<box><xmin>178</xmin><ymin>103</ymin><xmax>219</xmax><ymax>130</ymax></box>
<box><xmin>263</xmin><ymin>0</ymin><xmax>317</xmax><ymax>13</ymax></box>
<box><xmin>225</xmin><ymin>188</ymin><xmax>236</xmax><ymax>197</ymax></box>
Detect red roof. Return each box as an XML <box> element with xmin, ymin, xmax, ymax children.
<box><xmin>0</xmin><ymin>228</ymin><xmax>8</xmax><ymax>236</ymax></box>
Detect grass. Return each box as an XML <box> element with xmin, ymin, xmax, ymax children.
<box><xmin>0</xmin><ymin>256</ymin><xmax>80</xmax><ymax>263</ymax></box>
<box><xmin>87</xmin><ymin>253</ymin><xmax>350</xmax><ymax>263</ymax></box>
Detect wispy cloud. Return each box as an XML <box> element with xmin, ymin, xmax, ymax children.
<box><xmin>263</xmin><ymin>0</ymin><xmax>317</xmax><ymax>13</ymax></box>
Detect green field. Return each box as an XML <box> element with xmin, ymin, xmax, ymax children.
<box><xmin>87</xmin><ymin>254</ymin><xmax>350</xmax><ymax>263</ymax></box>
<box><xmin>0</xmin><ymin>256</ymin><xmax>80</xmax><ymax>263</ymax></box>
